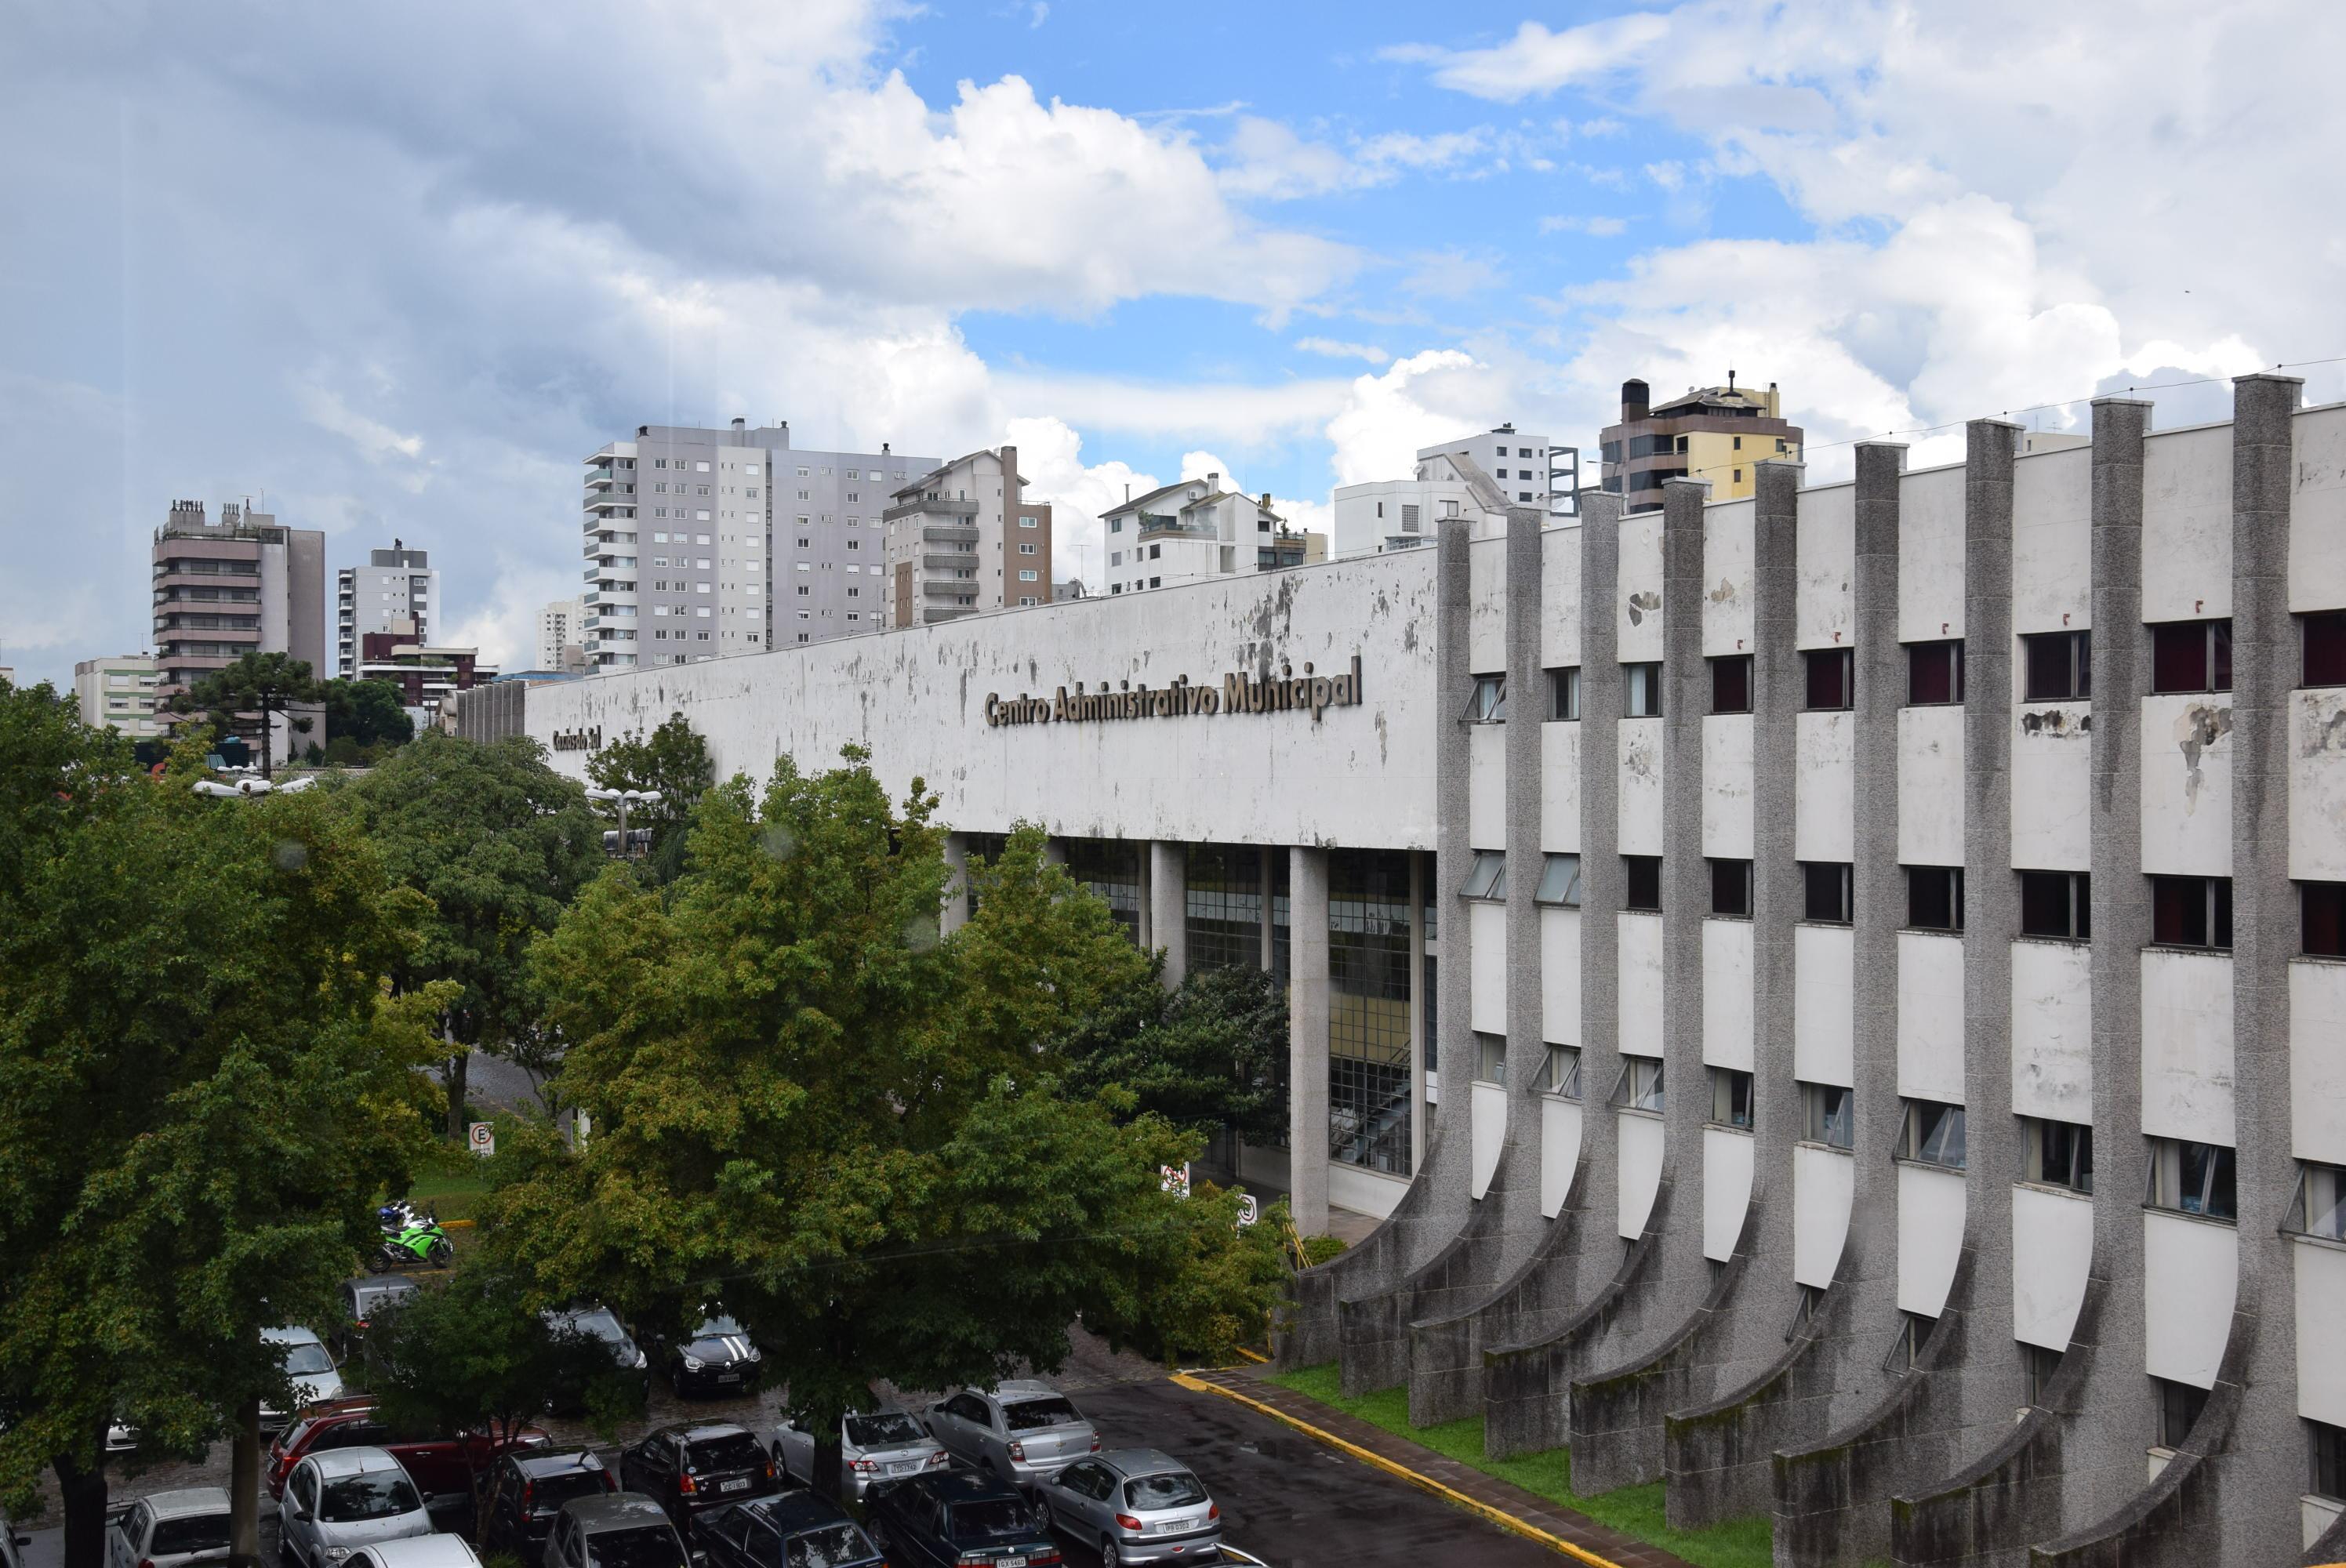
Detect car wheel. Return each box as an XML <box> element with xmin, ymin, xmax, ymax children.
<box><xmin>1101</xmin><ymin>1535</ymin><xmax>1122</xmax><ymax>1568</ymax></box>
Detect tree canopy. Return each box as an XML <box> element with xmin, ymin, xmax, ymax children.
<box><xmin>169</xmin><ymin>650</ymin><xmax>324</xmax><ymax>779</ymax></box>
<box><xmin>346</xmin><ymin>731</ymin><xmax>606</xmax><ymax>1134</ymax></box>
<box><xmin>321</xmin><ymin>676</ymin><xmax>416</xmax><ymax>756</ymax></box>
<box><xmin>1060</xmin><ymin>963</ymin><xmax>1290</xmax><ymax>1146</ymax></box>
<box><xmin>585</xmin><ymin>710</ymin><xmax>714</xmax><ymax>876</ymax></box>
<box><xmin>0</xmin><ymin>699</ymin><xmax>444</xmax><ymax>1568</ymax></box>
<box><xmin>488</xmin><ymin>755</ymin><xmax>1280</xmax><ymax>1494</ymax></box>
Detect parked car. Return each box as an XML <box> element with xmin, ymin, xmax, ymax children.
<box><xmin>923</xmin><ymin>1381</ymin><xmax>1099</xmax><ymax>1488</ymax></box>
<box><xmin>104</xmin><ymin>1488</ymin><xmax>232</xmax><ymax>1568</ymax></box>
<box><xmin>482</xmin><ymin>1449</ymin><xmax>617</xmax><ymax>1566</ymax></box>
<box><xmin>3</xmin><ymin>1512</ymin><xmax>29</xmax><ymax>1568</ymax></box>
<box><xmin>541</xmin><ymin>1495</ymin><xmax>688</xmax><ymax>1568</ymax></box>
<box><xmin>542</xmin><ymin>1307</ymin><xmax>651</xmax><ymax>1411</ymax></box>
<box><xmin>770</xmin><ymin>1406</ymin><xmax>946</xmax><ymax>1499</ymax></box>
<box><xmin>1031</xmin><ymin>1450</ymin><xmax>1221</xmax><ymax>1566</ymax></box>
<box><xmin>699</xmin><ymin>1495</ymin><xmax>882</xmax><ymax>1568</ymax></box>
<box><xmin>267</xmin><ymin>1399</ymin><xmax>550</xmax><ymax>1507</ymax></box>
<box><xmin>616</xmin><ymin>1424</ymin><xmax>779</xmax><ymax>1535</ymax></box>
<box><xmin>337</xmin><ymin>1276</ymin><xmax>420</xmax><ymax>1363</ymax></box>
<box><xmin>278</xmin><ymin>1447</ymin><xmax>436</xmax><ymax>1568</ymax></box>
<box><xmin>340</xmin><ymin>1541</ymin><xmax>480</xmax><ymax>1568</ymax></box>
<box><xmin>651</xmin><ymin>1316</ymin><xmax>762</xmax><ymax>1399</ymax></box>
<box><xmin>263</xmin><ymin>1326</ymin><xmax>347</xmax><ymax>1428</ymax></box>
<box><xmin>863</xmin><ymin>1472</ymin><xmax>1060</xmax><ymax>1568</ymax></box>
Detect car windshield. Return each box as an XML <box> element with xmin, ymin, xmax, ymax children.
<box><xmin>1125</xmin><ymin>1472</ymin><xmax>1207</xmax><ymax>1510</ymax></box>
<box><xmin>528</xmin><ymin>1472</ymin><xmax>610</xmax><ymax>1512</ymax></box>
<box><xmin>151</xmin><ymin>1514</ymin><xmax>233</xmax><ymax>1556</ymax></box>
<box><xmin>568</xmin><ymin>1311</ymin><xmax>629</xmax><ymax>1344</ymax></box>
<box><xmin>281</xmin><ymin>1344</ymin><xmax>335</xmax><ymax>1376</ymax></box>
<box><xmin>692</xmin><ymin>1316</ymin><xmax>743</xmax><ymax>1338</ymax></box>
<box><xmin>318</xmin><ymin>1472</ymin><xmax>422</xmax><ymax>1523</ymax></box>
<box><xmin>1000</xmin><ymin>1398</ymin><xmax>1080</xmax><ymax>1432</ymax></box>
<box><xmin>843</xmin><ymin>1414</ymin><xmax>924</xmax><ymax>1448</ymax></box>
<box><xmin>946</xmin><ymin>1501</ymin><xmax>1031</xmax><ymax>1538</ymax></box>
<box><xmin>686</xmin><ymin>1434</ymin><xmax>765</xmax><ymax>1473</ymax></box>
<box><xmin>783</xmin><ymin>1524</ymin><xmax>873</xmax><ymax>1568</ymax></box>
<box><xmin>356</xmin><ymin>1287</ymin><xmax>412</xmax><ymax>1315</ymax></box>
<box><xmin>585</xmin><ymin>1526</ymin><xmax>688</xmax><ymax>1568</ymax></box>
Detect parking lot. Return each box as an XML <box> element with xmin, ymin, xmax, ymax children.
<box><xmin>18</xmin><ymin>1332</ymin><xmax>1552</xmax><ymax>1568</ymax></box>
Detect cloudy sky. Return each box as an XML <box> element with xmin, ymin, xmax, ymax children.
<box><xmin>5</xmin><ymin>0</ymin><xmax>2339</xmax><ymax>687</ymax></box>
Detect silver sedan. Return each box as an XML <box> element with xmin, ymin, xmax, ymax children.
<box><xmin>769</xmin><ymin>1408</ymin><xmax>947</xmax><ymax>1500</ymax></box>
<box><xmin>1031</xmin><ymin>1450</ymin><xmax>1221</xmax><ymax>1566</ymax></box>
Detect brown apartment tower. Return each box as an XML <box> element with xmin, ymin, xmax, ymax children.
<box><xmin>1598</xmin><ymin>373</ymin><xmax>1804</xmax><ymax>512</ymax></box>
<box><xmin>151</xmin><ymin>499</ymin><xmax>326</xmax><ymax>741</ymax></box>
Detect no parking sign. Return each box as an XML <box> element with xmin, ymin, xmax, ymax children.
<box><xmin>468</xmin><ymin>1121</ymin><xmax>495</xmax><ymax>1157</ymax></box>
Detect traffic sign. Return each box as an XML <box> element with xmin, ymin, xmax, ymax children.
<box><xmin>1235</xmin><ymin>1193</ymin><xmax>1259</xmax><ymax>1228</ymax></box>
<box><xmin>1160</xmin><ymin>1163</ymin><xmax>1190</xmax><ymax>1200</ymax></box>
<box><xmin>468</xmin><ymin>1121</ymin><xmax>495</xmax><ymax>1157</ymax></box>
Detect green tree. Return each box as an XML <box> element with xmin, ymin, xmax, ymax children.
<box><xmin>1088</xmin><ymin>1185</ymin><xmax>1292</xmax><ymax>1365</ymax></box>
<box><xmin>321</xmin><ymin>677</ymin><xmax>417</xmax><ymax>757</ymax></box>
<box><xmin>362</xmin><ymin>1261</ymin><xmax>645</xmax><ymax>1540</ymax></box>
<box><xmin>491</xmin><ymin>760</ymin><xmax>1267</xmax><ymax>1498</ymax></box>
<box><xmin>347</xmin><ymin>731</ymin><xmax>606</xmax><ymax>1137</ymax></box>
<box><xmin>169</xmin><ymin>651</ymin><xmax>325</xmax><ymax>779</ymax></box>
<box><xmin>1061</xmin><ymin>964</ymin><xmax>1289</xmax><ymax>1145</ymax></box>
<box><xmin>585</xmin><ymin>710</ymin><xmax>714</xmax><ymax>873</ymax></box>
<box><xmin>0</xmin><ymin>706</ymin><xmax>445</xmax><ymax>1568</ymax></box>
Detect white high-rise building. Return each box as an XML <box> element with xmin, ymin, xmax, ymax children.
<box><xmin>336</xmin><ymin>543</ymin><xmax>438</xmax><ymax>680</ymax></box>
<box><xmin>536</xmin><ymin>599</ymin><xmax>583</xmax><ymax>671</ymax></box>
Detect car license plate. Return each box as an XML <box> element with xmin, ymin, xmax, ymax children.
<box><xmin>714</xmin><ymin>1371</ymin><xmax>740</xmax><ymax>1382</ymax></box>
<box><xmin>997</xmin><ymin>1558</ymin><xmax>1025</xmax><ymax>1567</ymax></box>
<box><xmin>888</xmin><ymin>1461</ymin><xmax>914</xmax><ymax>1474</ymax></box>
<box><xmin>720</xmin><ymin>1479</ymin><xmax>750</xmax><ymax>1493</ymax></box>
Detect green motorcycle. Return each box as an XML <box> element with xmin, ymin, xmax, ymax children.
<box><xmin>373</xmin><ymin>1201</ymin><xmax>456</xmax><ymax>1269</ymax></box>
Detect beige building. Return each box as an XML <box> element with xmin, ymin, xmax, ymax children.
<box><xmin>74</xmin><ymin>653</ymin><xmax>164</xmax><ymax>737</ymax></box>
<box><xmin>1599</xmin><ymin>374</ymin><xmax>1804</xmax><ymax>512</ymax></box>
<box><xmin>881</xmin><ymin>445</ymin><xmax>1052</xmax><ymax>628</ymax></box>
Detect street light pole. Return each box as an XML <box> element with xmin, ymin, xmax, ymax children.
<box><xmin>583</xmin><ymin>786</ymin><xmax>662</xmax><ymax>858</ymax></box>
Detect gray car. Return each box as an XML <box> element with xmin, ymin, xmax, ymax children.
<box><xmin>106</xmin><ymin>1490</ymin><xmax>232</xmax><ymax>1568</ymax></box>
<box><xmin>769</xmin><ymin>1407</ymin><xmax>947</xmax><ymax>1499</ymax></box>
<box><xmin>541</xmin><ymin>1494</ymin><xmax>688</xmax><ymax>1568</ymax></box>
<box><xmin>278</xmin><ymin>1447</ymin><xmax>435</xmax><ymax>1568</ymax></box>
<box><xmin>1031</xmin><ymin>1450</ymin><xmax>1221</xmax><ymax>1567</ymax></box>
<box><xmin>922</xmin><ymin>1380</ymin><xmax>1098</xmax><ymax>1488</ymax></box>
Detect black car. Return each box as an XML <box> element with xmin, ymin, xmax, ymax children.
<box><xmin>616</xmin><ymin>1424</ymin><xmax>779</xmax><ymax>1535</ymax></box>
<box><xmin>483</xmin><ymin>1448</ymin><xmax>618</xmax><ymax>1565</ymax></box>
<box><xmin>543</xmin><ymin>1306</ymin><xmax>652</xmax><ymax>1413</ymax></box>
<box><xmin>654</xmin><ymin>1315</ymin><xmax>764</xmax><ymax>1399</ymax></box>
<box><xmin>336</xmin><ymin>1275</ymin><xmax>419</xmax><ymax>1363</ymax></box>
<box><xmin>864</xmin><ymin>1472</ymin><xmax>1060</xmax><ymax>1568</ymax></box>
<box><xmin>700</xmin><ymin>1495</ymin><xmax>882</xmax><ymax>1568</ymax></box>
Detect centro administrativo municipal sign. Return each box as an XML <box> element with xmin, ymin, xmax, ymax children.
<box><xmin>984</xmin><ymin>655</ymin><xmax>1365</xmax><ymax>728</ymax></box>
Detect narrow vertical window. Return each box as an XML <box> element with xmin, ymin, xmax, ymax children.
<box><xmin>1709</xmin><ymin>655</ymin><xmax>1752</xmax><ymax>714</ymax></box>
<box><xmin>1805</xmin><ymin>648</ymin><xmax>1854</xmax><ymax>710</ymax></box>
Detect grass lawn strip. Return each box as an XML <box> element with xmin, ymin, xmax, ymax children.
<box><xmin>1266</xmin><ymin>1363</ymin><xmax>1774</xmax><ymax>1568</ymax></box>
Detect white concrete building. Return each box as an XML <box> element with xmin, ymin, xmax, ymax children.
<box><xmin>1099</xmin><ymin>474</ymin><xmax>1287</xmax><ymax>594</ymax></box>
<box><xmin>504</xmin><ymin>377</ymin><xmax>2346</xmax><ymax>1568</ymax></box>
<box><xmin>1332</xmin><ymin>448</ymin><xmax>1514</xmax><ymax>557</ymax></box>
<box><xmin>881</xmin><ymin>446</ymin><xmax>1052</xmax><ymax>627</ymax></box>
<box><xmin>537</xmin><ymin>598</ymin><xmax>583</xmax><ymax>671</ymax></box>
<box><xmin>336</xmin><ymin>543</ymin><xmax>437</xmax><ymax>680</ymax></box>
<box><xmin>1418</xmin><ymin>423</ymin><xmax>1579</xmax><ymax>518</ymax></box>
<box><xmin>73</xmin><ymin>652</ymin><xmax>163</xmax><ymax>737</ymax></box>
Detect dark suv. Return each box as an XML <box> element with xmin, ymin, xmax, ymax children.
<box><xmin>616</xmin><ymin>1425</ymin><xmax>778</xmax><ymax>1536</ymax></box>
<box><xmin>483</xmin><ymin>1449</ymin><xmax>617</xmax><ymax>1565</ymax></box>
<box><xmin>865</xmin><ymin>1472</ymin><xmax>1060</xmax><ymax>1568</ymax></box>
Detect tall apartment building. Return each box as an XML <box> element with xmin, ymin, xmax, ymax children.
<box><xmin>879</xmin><ymin>446</ymin><xmax>1051</xmax><ymax>630</ymax></box>
<box><xmin>1098</xmin><ymin>474</ymin><xmax>1281</xmax><ymax>596</ymax></box>
<box><xmin>151</xmin><ymin>499</ymin><xmax>325</xmax><ymax>702</ymax></box>
<box><xmin>582</xmin><ymin>421</ymin><xmax>941</xmax><ymax>669</ymax></box>
<box><xmin>74</xmin><ymin>653</ymin><xmax>164</xmax><ymax>738</ymax></box>
<box><xmin>1599</xmin><ymin>374</ymin><xmax>1805</xmax><ymax>512</ymax></box>
<box><xmin>336</xmin><ymin>542</ymin><xmax>438</xmax><ymax>679</ymax></box>
<box><xmin>1417</xmin><ymin>423</ymin><xmax>1581</xmax><ymax>521</ymax></box>
<box><xmin>536</xmin><ymin>598</ymin><xmax>583</xmax><ymax>671</ymax></box>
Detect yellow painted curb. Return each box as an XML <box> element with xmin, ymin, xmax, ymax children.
<box><xmin>441</xmin><ymin>1218</ymin><xmax>477</xmax><ymax>1229</ymax></box>
<box><xmin>1233</xmin><ymin>1346</ymin><xmax>1269</xmax><ymax>1364</ymax></box>
<box><xmin>1167</xmin><ymin>1372</ymin><xmax>1625</xmax><ymax>1568</ymax></box>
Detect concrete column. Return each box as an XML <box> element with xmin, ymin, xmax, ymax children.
<box><xmin>1431</xmin><ymin>516</ymin><xmax>1476</xmax><ymax>1170</ymax></box>
<box><xmin>2217</xmin><ymin>372</ymin><xmax>2304</xmax><ymax>1568</ymax></box>
<box><xmin>1656</xmin><ymin>476</ymin><xmax>1712</xmax><ymax>1286</ymax></box>
<box><xmin>1498</xmin><ymin>503</ymin><xmax>1549</xmax><ymax>1272</ymax></box>
<box><xmin>1289</xmin><ymin>844</ymin><xmax>1332</xmax><ymax>1236</ymax></box>
<box><xmin>941</xmin><ymin>833</ymin><xmax>971</xmax><ymax>935</ymax></box>
<box><xmin>1748</xmin><ymin>459</ymin><xmax>1805</xmax><ymax>1326</ymax></box>
<box><xmin>1149</xmin><ymin>841</ymin><xmax>1186</xmax><ymax>988</ymax></box>
<box><xmin>1574</xmin><ymin>492</ymin><xmax>1627</xmax><ymax>1304</ymax></box>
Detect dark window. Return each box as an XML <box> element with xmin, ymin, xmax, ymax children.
<box><xmin>1625</xmin><ymin>855</ymin><xmax>1662</xmax><ymax>912</ymax></box>
<box><xmin>1710</xmin><ymin>858</ymin><xmax>1752</xmax><ymax>917</ymax></box>
<box><xmin>2157</xmin><ymin>1378</ymin><xmax>2210</xmax><ymax>1447</ymax></box>
<box><xmin>2308</xmin><ymin>883</ymin><xmax>2346</xmax><ymax>958</ymax></box>
<box><xmin>1547</xmin><ymin>666</ymin><xmax>1581</xmax><ymax>720</ymax></box>
<box><xmin>2025</xmin><ymin>1118</ymin><xmax>2093</xmax><ymax>1192</ymax></box>
<box><xmin>2151</xmin><ymin>875</ymin><xmax>2232</xmax><ymax>949</ymax></box>
<box><xmin>1710</xmin><ymin>655</ymin><xmax>1752</xmax><ymax>713</ymax></box>
<box><xmin>1709</xmin><ymin>1066</ymin><xmax>1753</xmax><ymax>1128</ymax></box>
<box><xmin>1907</xmin><ymin>866</ymin><xmax>1964</xmax><ymax>931</ymax></box>
<box><xmin>2151</xmin><ymin>619</ymin><xmax>2232</xmax><ymax>694</ymax></box>
<box><xmin>2024</xmin><ymin>1345</ymin><xmax>2063</xmax><ymax>1408</ymax></box>
<box><xmin>1805</xmin><ymin>647</ymin><xmax>1854</xmax><ymax>710</ymax></box>
<box><xmin>2148</xmin><ymin>1138</ymin><xmax>2237</xmax><ymax>1219</ymax></box>
<box><xmin>1898</xmin><ymin>1099</ymin><xmax>1967</xmax><ymax>1168</ymax></box>
<box><xmin>1625</xmin><ymin>662</ymin><xmax>1663</xmax><ymax>717</ymax></box>
<box><xmin>2314</xmin><ymin>1420</ymin><xmax>2346</xmax><ymax>1500</ymax></box>
<box><xmin>1908</xmin><ymin>640</ymin><xmax>1964</xmax><ymax>704</ymax></box>
<box><xmin>2023</xmin><ymin>630</ymin><xmax>2091</xmax><ymax>701</ymax></box>
<box><xmin>1465</xmin><ymin>673</ymin><xmax>1506</xmax><ymax>721</ymax></box>
<box><xmin>1803</xmin><ymin>862</ymin><xmax>1853</xmax><ymax>924</ymax></box>
<box><xmin>1802</xmin><ymin>1082</ymin><xmax>1854</xmax><ymax>1149</ymax></box>
<box><xmin>2307</xmin><ymin>612</ymin><xmax>2346</xmax><ymax>686</ymax></box>
<box><xmin>2019</xmin><ymin>870</ymin><xmax>2090</xmax><ymax>940</ymax></box>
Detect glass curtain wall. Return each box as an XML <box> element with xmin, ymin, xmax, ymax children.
<box><xmin>1184</xmin><ymin>844</ymin><xmax>1262</xmax><ymax>971</ymax></box>
<box><xmin>1062</xmin><ymin>838</ymin><xmax>1142</xmax><ymax>943</ymax></box>
<box><xmin>1330</xmin><ymin>848</ymin><xmax>1413</xmax><ymax>1176</ymax></box>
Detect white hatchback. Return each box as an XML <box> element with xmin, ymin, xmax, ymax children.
<box><xmin>279</xmin><ymin>1448</ymin><xmax>435</xmax><ymax>1568</ymax></box>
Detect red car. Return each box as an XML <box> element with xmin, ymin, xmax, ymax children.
<box><xmin>267</xmin><ymin>1399</ymin><xmax>550</xmax><ymax>1506</ymax></box>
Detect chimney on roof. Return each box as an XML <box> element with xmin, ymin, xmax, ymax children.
<box><xmin>1260</xmin><ymin>492</ymin><xmax>1273</xmax><ymax>509</ymax></box>
<box><xmin>1621</xmin><ymin>379</ymin><xmax>1650</xmax><ymax>421</ymax></box>
<box><xmin>731</xmin><ymin>416</ymin><xmax>746</xmax><ymax>431</ymax></box>
<box><xmin>1208</xmin><ymin>472</ymin><xmax>1219</xmax><ymax>490</ymax></box>
<box><xmin>1728</xmin><ymin>368</ymin><xmax>1736</xmax><ymax>391</ymax></box>
<box><xmin>883</xmin><ymin>441</ymin><xmax>890</xmax><ymax>454</ymax></box>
